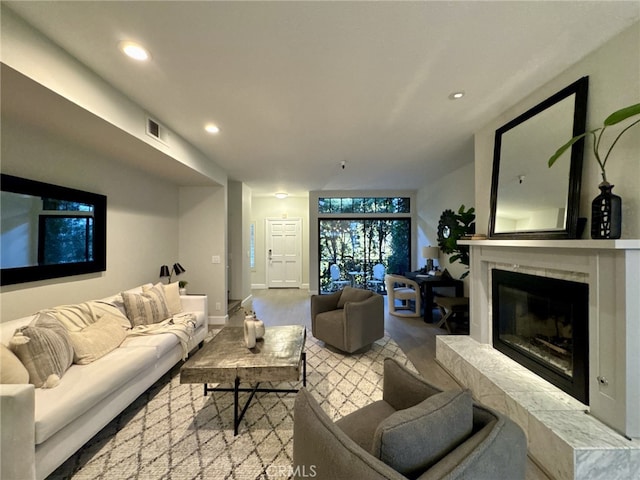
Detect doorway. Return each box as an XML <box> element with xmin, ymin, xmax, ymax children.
<box><xmin>266</xmin><ymin>218</ymin><xmax>302</xmax><ymax>288</ymax></box>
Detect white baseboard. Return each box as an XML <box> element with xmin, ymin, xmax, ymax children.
<box><xmin>208</xmin><ymin>315</ymin><xmax>227</xmax><ymax>326</ymax></box>
<box><xmin>251</xmin><ymin>284</ymin><xmax>310</xmax><ymax>291</ymax></box>
<box><xmin>241</xmin><ymin>295</ymin><xmax>252</xmax><ymax>307</ymax></box>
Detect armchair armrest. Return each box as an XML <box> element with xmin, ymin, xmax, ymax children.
<box><xmin>310</xmin><ymin>291</ymin><xmax>341</xmax><ymax>318</ymax></box>
<box><xmin>420</xmin><ymin>405</ymin><xmax>527</xmax><ymax>480</ymax></box>
<box><xmin>310</xmin><ymin>291</ymin><xmax>342</xmax><ymax>339</ymax></box>
<box><xmin>341</xmin><ymin>294</ymin><xmax>384</xmax><ymax>353</ymax></box>
<box><xmin>293</xmin><ymin>388</ymin><xmax>404</xmax><ymax>480</ymax></box>
<box><xmin>387</xmin><ymin>274</ymin><xmax>420</xmax><ymax>291</ymax></box>
<box><xmin>1</xmin><ymin>384</ymin><xmax>36</xmax><ymax>480</ymax></box>
<box><xmin>382</xmin><ymin>358</ymin><xmax>443</xmax><ymax>411</ymax></box>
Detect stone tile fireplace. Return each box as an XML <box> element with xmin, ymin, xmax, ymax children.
<box><xmin>436</xmin><ymin>239</ymin><xmax>640</xmax><ymax>480</ymax></box>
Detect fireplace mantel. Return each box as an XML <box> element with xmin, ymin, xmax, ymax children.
<box><xmin>459</xmin><ymin>238</ymin><xmax>640</xmax><ymax>438</ymax></box>
<box><xmin>459</xmin><ymin>238</ymin><xmax>640</xmax><ymax>249</ymax></box>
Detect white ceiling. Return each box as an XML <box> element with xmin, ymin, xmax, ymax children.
<box><xmin>4</xmin><ymin>1</ymin><xmax>639</xmax><ymax>196</ymax></box>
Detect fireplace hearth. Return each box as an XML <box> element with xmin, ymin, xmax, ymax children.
<box><xmin>492</xmin><ymin>269</ymin><xmax>589</xmax><ymax>403</ymax></box>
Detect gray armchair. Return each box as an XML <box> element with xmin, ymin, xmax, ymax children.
<box><xmin>293</xmin><ymin>358</ymin><xmax>527</xmax><ymax>480</ymax></box>
<box><xmin>310</xmin><ymin>287</ymin><xmax>384</xmax><ymax>353</ymax></box>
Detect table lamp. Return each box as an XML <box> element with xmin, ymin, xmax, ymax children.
<box><xmin>159</xmin><ymin>262</ymin><xmax>186</xmax><ymax>283</ymax></box>
<box><xmin>422</xmin><ymin>246</ymin><xmax>439</xmax><ymax>273</ymax></box>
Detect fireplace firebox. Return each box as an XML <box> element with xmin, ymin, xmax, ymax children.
<box><xmin>492</xmin><ymin>269</ymin><xmax>589</xmax><ymax>404</ymax></box>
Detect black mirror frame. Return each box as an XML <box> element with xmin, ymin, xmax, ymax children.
<box><xmin>1</xmin><ymin>174</ymin><xmax>107</xmax><ymax>286</ymax></box>
<box><xmin>489</xmin><ymin>76</ymin><xmax>589</xmax><ymax>239</ymax></box>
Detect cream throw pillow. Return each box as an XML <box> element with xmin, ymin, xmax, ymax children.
<box><xmin>0</xmin><ymin>343</ymin><xmax>29</xmax><ymax>384</ymax></box>
<box><xmin>69</xmin><ymin>314</ymin><xmax>128</xmax><ymax>364</ymax></box>
<box><xmin>144</xmin><ymin>282</ymin><xmax>182</xmax><ymax>315</ymax></box>
<box><xmin>122</xmin><ymin>283</ymin><xmax>170</xmax><ymax>326</ymax></box>
<box><xmin>163</xmin><ymin>282</ymin><xmax>183</xmax><ymax>315</ymax></box>
<box><xmin>9</xmin><ymin>316</ymin><xmax>74</xmax><ymax>388</ymax></box>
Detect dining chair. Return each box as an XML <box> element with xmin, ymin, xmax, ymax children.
<box><xmin>384</xmin><ymin>274</ymin><xmax>421</xmax><ymax>317</ymax></box>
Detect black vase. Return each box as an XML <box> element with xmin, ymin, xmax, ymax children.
<box><xmin>591</xmin><ymin>182</ymin><xmax>621</xmax><ymax>239</ymax></box>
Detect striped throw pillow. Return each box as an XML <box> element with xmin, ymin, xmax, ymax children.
<box><xmin>122</xmin><ymin>283</ymin><xmax>171</xmax><ymax>326</ymax></box>
<box><xmin>9</xmin><ymin>317</ymin><xmax>74</xmax><ymax>388</ymax></box>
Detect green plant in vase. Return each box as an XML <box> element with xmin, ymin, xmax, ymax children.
<box><xmin>548</xmin><ymin>102</ymin><xmax>640</xmax><ymax>238</ymax></box>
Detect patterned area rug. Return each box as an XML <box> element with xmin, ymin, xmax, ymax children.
<box><xmin>50</xmin><ymin>332</ymin><xmax>415</xmax><ymax>479</ymax></box>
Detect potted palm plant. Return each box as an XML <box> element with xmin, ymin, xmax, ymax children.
<box><xmin>548</xmin><ymin>102</ymin><xmax>640</xmax><ymax>238</ymax></box>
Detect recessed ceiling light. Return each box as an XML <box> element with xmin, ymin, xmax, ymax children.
<box><xmin>275</xmin><ymin>192</ymin><xmax>288</xmax><ymax>199</ymax></box>
<box><xmin>119</xmin><ymin>41</ymin><xmax>150</xmax><ymax>61</ymax></box>
<box><xmin>449</xmin><ymin>91</ymin><xmax>465</xmax><ymax>100</ymax></box>
<box><xmin>205</xmin><ymin>124</ymin><xmax>220</xmax><ymax>134</ymax></box>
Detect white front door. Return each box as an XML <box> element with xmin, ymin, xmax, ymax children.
<box><xmin>266</xmin><ymin>218</ymin><xmax>301</xmax><ymax>288</ymax></box>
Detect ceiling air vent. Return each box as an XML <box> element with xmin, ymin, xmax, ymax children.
<box><xmin>145</xmin><ymin>117</ymin><xmax>169</xmax><ymax>145</ymax></box>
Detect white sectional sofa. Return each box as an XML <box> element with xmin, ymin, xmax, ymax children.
<box><xmin>0</xmin><ymin>284</ymin><xmax>208</xmax><ymax>480</ymax></box>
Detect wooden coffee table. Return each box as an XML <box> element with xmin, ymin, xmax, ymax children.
<box><xmin>180</xmin><ymin>325</ymin><xmax>306</xmax><ymax>435</ymax></box>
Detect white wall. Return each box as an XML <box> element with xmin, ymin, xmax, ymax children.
<box><xmin>416</xmin><ymin>162</ymin><xmax>475</xmax><ymax>290</ymax></box>
<box><xmin>1</xmin><ymin>5</ymin><xmax>231</xmax><ymax>322</ymax></box>
<box><xmin>0</xmin><ymin>6</ymin><xmax>226</xmax><ymax>184</ymax></box>
<box><xmin>228</xmin><ymin>181</ymin><xmax>252</xmax><ymax>303</ymax></box>
<box><xmin>475</xmin><ymin>22</ymin><xmax>640</xmax><ymax>238</ymax></box>
<box><xmin>251</xmin><ymin>196</ymin><xmax>309</xmax><ymax>290</ymax></box>
<box><xmin>1</xmin><ymin>118</ymin><xmax>179</xmax><ymax>321</ymax></box>
<box><xmin>179</xmin><ymin>186</ymin><xmax>227</xmax><ymax>322</ymax></box>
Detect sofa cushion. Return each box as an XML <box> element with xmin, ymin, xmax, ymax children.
<box><xmin>371</xmin><ymin>389</ymin><xmax>473</xmax><ymax>478</ymax></box>
<box><xmin>69</xmin><ymin>314</ymin><xmax>128</xmax><ymax>364</ymax></box>
<box><xmin>120</xmin><ymin>330</ymin><xmax>183</xmax><ymax>358</ymax></box>
<box><xmin>337</xmin><ymin>286</ymin><xmax>372</xmax><ymax>309</ymax></box>
<box><xmin>39</xmin><ymin>300</ymin><xmax>131</xmax><ymax>332</ymax></box>
<box><xmin>9</xmin><ymin>317</ymin><xmax>74</xmax><ymax>388</ymax></box>
<box><xmin>122</xmin><ymin>283</ymin><xmax>171</xmax><ymax>326</ymax></box>
<box><xmin>33</xmin><ymin>346</ymin><xmax>157</xmax><ymax>444</ymax></box>
<box><xmin>0</xmin><ymin>343</ymin><xmax>29</xmax><ymax>384</ymax></box>
<box><xmin>98</xmin><ymin>292</ymin><xmax>127</xmax><ymax>314</ymax></box>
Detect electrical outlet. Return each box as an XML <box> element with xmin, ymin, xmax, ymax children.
<box><xmin>215</xmin><ymin>302</ymin><xmax>221</xmax><ymax>311</ymax></box>
<box><xmin>211</xmin><ymin>255</ymin><xmax>221</xmax><ymax>264</ymax></box>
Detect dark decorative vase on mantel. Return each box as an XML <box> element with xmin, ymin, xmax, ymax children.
<box><xmin>546</xmin><ymin>102</ymin><xmax>639</xmax><ymax>240</ymax></box>
<box><xmin>591</xmin><ymin>181</ymin><xmax>621</xmax><ymax>239</ymax></box>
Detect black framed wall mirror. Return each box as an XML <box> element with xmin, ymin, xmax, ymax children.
<box><xmin>489</xmin><ymin>76</ymin><xmax>588</xmax><ymax>239</ymax></box>
<box><xmin>1</xmin><ymin>174</ymin><xmax>107</xmax><ymax>286</ymax></box>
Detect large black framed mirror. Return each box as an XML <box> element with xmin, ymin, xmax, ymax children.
<box><xmin>1</xmin><ymin>174</ymin><xmax>107</xmax><ymax>286</ymax></box>
<box><xmin>489</xmin><ymin>76</ymin><xmax>588</xmax><ymax>239</ymax></box>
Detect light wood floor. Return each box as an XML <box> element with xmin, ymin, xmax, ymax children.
<box><xmin>229</xmin><ymin>288</ymin><xmax>549</xmax><ymax>479</ymax></box>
